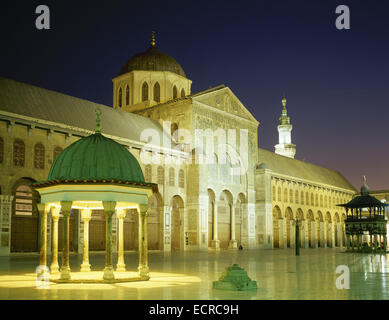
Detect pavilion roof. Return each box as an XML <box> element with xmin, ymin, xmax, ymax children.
<box><xmin>337</xmin><ymin>194</ymin><xmax>389</xmax><ymax>209</ymax></box>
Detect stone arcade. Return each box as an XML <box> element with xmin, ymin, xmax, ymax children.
<box><xmin>0</xmin><ymin>33</ymin><xmax>369</xmax><ymax>261</ymax></box>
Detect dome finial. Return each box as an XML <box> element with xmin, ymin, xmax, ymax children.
<box><xmin>95</xmin><ymin>108</ymin><xmax>102</xmax><ymax>133</ymax></box>
<box><xmin>151</xmin><ymin>30</ymin><xmax>156</xmax><ymax>47</ymax></box>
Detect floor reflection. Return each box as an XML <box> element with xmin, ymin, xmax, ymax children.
<box><xmin>0</xmin><ymin>248</ymin><xmax>388</xmax><ymax>299</ymax></box>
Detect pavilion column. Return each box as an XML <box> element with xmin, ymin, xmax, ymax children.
<box><xmin>374</xmin><ymin>234</ymin><xmax>378</xmax><ymax>251</ymax></box>
<box><xmin>103</xmin><ymin>201</ymin><xmax>116</xmax><ymax>281</ymax></box>
<box><xmin>116</xmin><ymin>208</ymin><xmax>126</xmax><ymax>272</ymax></box>
<box><xmin>37</xmin><ymin>203</ymin><xmax>50</xmax><ymax>267</ymax></box>
<box><xmin>80</xmin><ymin>209</ymin><xmax>92</xmax><ymax>272</ymax></box>
<box><xmin>60</xmin><ymin>201</ymin><xmax>72</xmax><ymax>280</ymax></box>
<box><xmin>50</xmin><ymin>206</ymin><xmax>60</xmax><ymax>274</ymax></box>
<box><xmin>383</xmin><ymin>234</ymin><xmax>387</xmax><ymax>252</ymax></box>
<box><xmin>138</xmin><ymin>205</ymin><xmax>150</xmax><ymax>279</ymax></box>
<box><xmin>211</xmin><ymin>202</ymin><xmax>220</xmax><ymax>250</ymax></box>
<box><xmin>229</xmin><ymin>204</ymin><xmax>237</xmax><ymax>249</ymax></box>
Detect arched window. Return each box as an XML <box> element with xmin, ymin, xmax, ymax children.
<box><xmin>311</xmin><ymin>193</ymin><xmax>314</xmax><ymax>206</ymax></box>
<box><xmin>179</xmin><ymin>169</ymin><xmax>185</xmax><ymax>188</ymax></box>
<box><xmin>14</xmin><ymin>185</ymin><xmax>33</xmax><ymax>216</ymax></box>
<box><xmin>289</xmin><ymin>190</ymin><xmax>294</xmax><ymax>203</ymax></box>
<box><xmin>169</xmin><ymin>168</ymin><xmax>175</xmax><ymax>186</ymax></box>
<box><xmin>295</xmin><ymin>190</ymin><xmax>299</xmax><ymax>204</ymax></box>
<box><xmin>301</xmin><ymin>191</ymin><xmax>304</xmax><ymax>205</ymax></box>
<box><xmin>320</xmin><ymin>195</ymin><xmax>323</xmax><ymax>207</ymax></box>
<box><xmin>145</xmin><ymin>165</ymin><xmax>152</xmax><ymax>182</ymax></box>
<box><xmin>272</xmin><ymin>186</ymin><xmax>276</xmax><ymax>201</ymax></box>
<box><xmin>284</xmin><ymin>188</ymin><xmax>288</xmax><ymax>202</ymax></box>
<box><xmin>153</xmin><ymin>82</ymin><xmax>160</xmax><ymax>103</ymax></box>
<box><xmin>277</xmin><ymin>187</ymin><xmax>281</xmax><ymax>201</ymax></box>
<box><xmin>118</xmin><ymin>87</ymin><xmax>122</xmax><ymax>107</ymax></box>
<box><xmin>142</xmin><ymin>82</ymin><xmax>149</xmax><ymax>101</ymax></box>
<box><xmin>181</xmin><ymin>88</ymin><xmax>185</xmax><ymax>97</ymax></box>
<box><xmin>173</xmin><ymin>85</ymin><xmax>177</xmax><ymax>99</ymax></box>
<box><xmin>126</xmin><ymin>85</ymin><xmax>130</xmax><ymax>105</ymax></box>
<box><xmin>53</xmin><ymin>146</ymin><xmax>63</xmax><ymax>160</ymax></box>
<box><xmin>13</xmin><ymin>139</ymin><xmax>25</xmax><ymax>167</ymax></box>
<box><xmin>157</xmin><ymin>166</ymin><xmax>164</xmax><ymax>185</ymax></box>
<box><xmin>0</xmin><ymin>137</ymin><xmax>3</xmax><ymax>164</ymax></box>
<box><xmin>315</xmin><ymin>194</ymin><xmax>318</xmax><ymax>206</ymax></box>
<box><xmin>306</xmin><ymin>192</ymin><xmax>309</xmax><ymax>205</ymax></box>
<box><xmin>34</xmin><ymin>143</ymin><xmax>45</xmax><ymax>169</ymax></box>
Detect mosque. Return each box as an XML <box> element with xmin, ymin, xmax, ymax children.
<box><xmin>0</xmin><ymin>33</ymin><xmax>360</xmax><ymax>259</ymax></box>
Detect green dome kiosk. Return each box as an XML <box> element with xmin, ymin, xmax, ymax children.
<box><xmin>34</xmin><ymin>110</ymin><xmax>156</xmax><ymax>283</ymax></box>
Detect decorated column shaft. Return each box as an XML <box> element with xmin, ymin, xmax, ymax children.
<box><xmin>50</xmin><ymin>206</ymin><xmax>60</xmax><ymax>274</ymax></box>
<box><xmin>211</xmin><ymin>202</ymin><xmax>220</xmax><ymax>249</ymax></box>
<box><xmin>80</xmin><ymin>209</ymin><xmax>92</xmax><ymax>272</ymax></box>
<box><xmin>37</xmin><ymin>203</ymin><xmax>49</xmax><ymax>267</ymax></box>
<box><xmin>60</xmin><ymin>201</ymin><xmax>72</xmax><ymax>280</ymax></box>
<box><xmin>229</xmin><ymin>204</ymin><xmax>237</xmax><ymax>249</ymax></box>
<box><xmin>103</xmin><ymin>201</ymin><xmax>116</xmax><ymax>280</ymax></box>
<box><xmin>116</xmin><ymin>208</ymin><xmax>126</xmax><ymax>272</ymax></box>
<box><xmin>138</xmin><ymin>204</ymin><xmax>150</xmax><ymax>278</ymax></box>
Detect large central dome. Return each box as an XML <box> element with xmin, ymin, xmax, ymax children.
<box><xmin>119</xmin><ymin>34</ymin><xmax>186</xmax><ymax>77</ymax></box>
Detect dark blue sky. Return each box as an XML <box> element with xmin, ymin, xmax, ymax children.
<box><xmin>1</xmin><ymin>0</ymin><xmax>389</xmax><ymax>190</ymax></box>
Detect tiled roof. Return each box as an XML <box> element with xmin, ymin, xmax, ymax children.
<box><xmin>258</xmin><ymin>148</ymin><xmax>356</xmax><ymax>191</ymax></box>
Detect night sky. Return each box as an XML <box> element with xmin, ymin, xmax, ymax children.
<box><xmin>1</xmin><ymin>0</ymin><xmax>389</xmax><ymax>190</ymax></box>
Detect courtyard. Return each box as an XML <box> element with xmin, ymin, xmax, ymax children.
<box><xmin>0</xmin><ymin>248</ymin><xmax>388</xmax><ymax>300</ymax></box>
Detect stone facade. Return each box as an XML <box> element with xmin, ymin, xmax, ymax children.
<box><xmin>0</xmin><ymin>39</ymin><xmax>361</xmax><ymax>256</ymax></box>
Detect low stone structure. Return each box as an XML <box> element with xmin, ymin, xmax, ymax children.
<box><xmin>213</xmin><ymin>264</ymin><xmax>257</xmax><ymax>291</ymax></box>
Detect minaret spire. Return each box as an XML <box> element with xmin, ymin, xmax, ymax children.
<box><xmin>274</xmin><ymin>95</ymin><xmax>296</xmax><ymax>158</ymax></box>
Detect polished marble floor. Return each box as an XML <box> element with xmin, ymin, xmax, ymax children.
<box><xmin>0</xmin><ymin>248</ymin><xmax>388</xmax><ymax>300</ymax></box>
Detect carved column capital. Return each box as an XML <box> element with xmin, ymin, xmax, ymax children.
<box><xmin>81</xmin><ymin>208</ymin><xmax>92</xmax><ymax>221</ymax></box>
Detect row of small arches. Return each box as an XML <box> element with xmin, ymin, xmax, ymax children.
<box><xmin>272</xmin><ymin>186</ymin><xmax>350</xmax><ymax>208</ymax></box>
<box><xmin>117</xmin><ymin>83</ymin><xmax>186</xmax><ymax>107</ymax></box>
<box><xmin>144</xmin><ymin>165</ymin><xmax>185</xmax><ymax>188</ymax></box>
<box><xmin>0</xmin><ymin>137</ymin><xmax>62</xmax><ymax>169</ymax></box>
<box><xmin>273</xmin><ymin>206</ymin><xmax>345</xmax><ymax>223</ymax></box>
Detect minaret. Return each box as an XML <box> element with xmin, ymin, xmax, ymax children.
<box><xmin>274</xmin><ymin>95</ymin><xmax>296</xmax><ymax>158</ymax></box>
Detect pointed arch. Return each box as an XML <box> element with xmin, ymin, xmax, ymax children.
<box><xmin>273</xmin><ymin>205</ymin><xmax>282</xmax><ymax>248</ymax></box>
<box><xmin>181</xmin><ymin>88</ymin><xmax>185</xmax><ymax>97</ymax></box>
<box><xmin>171</xmin><ymin>195</ymin><xmax>184</xmax><ymax>251</ymax></box>
<box><xmin>173</xmin><ymin>85</ymin><xmax>178</xmax><ymax>99</ymax></box>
